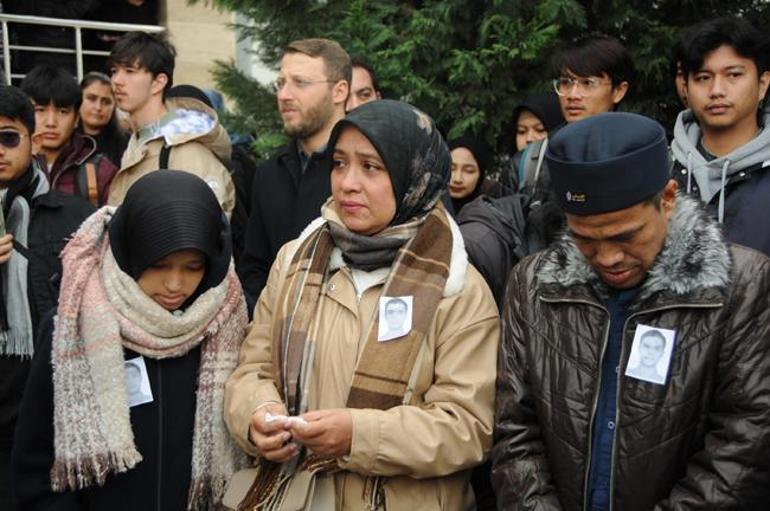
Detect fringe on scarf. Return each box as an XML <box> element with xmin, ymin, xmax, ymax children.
<box><xmin>50</xmin><ymin>448</ymin><xmax>143</xmax><ymax>491</ymax></box>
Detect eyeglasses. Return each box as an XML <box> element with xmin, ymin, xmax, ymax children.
<box><xmin>0</xmin><ymin>131</ymin><xmax>26</xmax><ymax>148</ymax></box>
<box><xmin>271</xmin><ymin>77</ymin><xmax>336</xmax><ymax>93</ymax></box>
<box><xmin>553</xmin><ymin>76</ymin><xmax>612</xmax><ymax>96</ymax></box>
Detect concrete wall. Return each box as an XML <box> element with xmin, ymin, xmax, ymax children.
<box><xmin>160</xmin><ymin>0</ymin><xmax>236</xmax><ymax>91</ymax></box>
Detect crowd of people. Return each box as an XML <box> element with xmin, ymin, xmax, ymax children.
<box><xmin>0</xmin><ymin>11</ymin><xmax>768</xmax><ymax>511</ymax></box>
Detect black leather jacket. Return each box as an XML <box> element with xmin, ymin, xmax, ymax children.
<box><xmin>492</xmin><ymin>196</ymin><xmax>770</xmax><ymax>510</ymax></box>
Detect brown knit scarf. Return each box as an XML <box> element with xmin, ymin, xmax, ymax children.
<box><xmin>241</xmin><ymin>201</ymin><xmax>453</xmax><ymax>510</ymax></box>
<box><xmin>51</xmin><ymin>207</ymin><xmax>249</xmax><ymax>510</ymax></box>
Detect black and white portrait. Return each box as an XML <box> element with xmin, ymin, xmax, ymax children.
<box><xmin>377</xmin><ymin>296</ymin><xmax>413</xmax><ymax>342</ymax></box>
<box><xmin>625</xmin><ymin>325</ymin><xmax>676</xmax><ymax>385</ymax></box>
<box><xmin>124</xmin><ymin>357</ymin><xmax>153</xmax><ymax>407</ymax></box>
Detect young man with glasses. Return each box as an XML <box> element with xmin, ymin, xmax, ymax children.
<box><xmin>107</xmin><ymin>32</ymin><xmax>235</xmax><ymax>215</ymax></box>
<box><xmin>0</xmin><ymin>85</ymin><xmax>94</xmax><ymax>510</ymax></box>
<box><xmin>240</xmin><ymin>38</ymin><xmax>350</xmax><ymax>308</ymax></box>
<box><xmin>513</xmin><ymin>35</ymin><xmax>635</xmax><ymax>252</ymax></box>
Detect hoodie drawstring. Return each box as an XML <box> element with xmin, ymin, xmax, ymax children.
<box><xmin>685</xmin><ymin>152</ymin><xmax>693</xmax><ymax>194</ymax></box>
<box><xmin>718</xmin><ymin>159</ymin><xmax>730</xmax><ymax>224</ymax></box>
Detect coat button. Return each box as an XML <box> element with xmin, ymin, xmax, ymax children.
<box><xmin>680</xmin><ymin>169</ymin><xmax>687</xmax><ymax>174</ymax></box>
<box><xmin>608</xmin><ymin>420</ymin><xmax>616</xmax><ymax>430</ymax></box>
<box><xmin>328</xmin><ymin>283</ymin><xmax>336</xmax><ymax>292</ymax></box>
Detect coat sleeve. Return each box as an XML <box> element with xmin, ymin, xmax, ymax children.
<box><xmin>11</xmin><ymin>315</ymin><xmax>83</xmax><ymax>511</ymax></box>
<box><xmin>490</xmin><ymin>263</ymin><xmax>563</xmax><ymax>510</ymax></box>
<box><xmin>224</xmin><ymin>243</ymin><xmax>289</xmax><ymax>457</ymax></box>
<box><xmin>339</xmin><ymin>267</ymin><xmax>500</xmax><ymax>479</ymax></box>
<box><xmin>654</xmin><ymin>254</ymin><xmax>770</xmax><ymax>510</ymax></box>
<box><xmin>460</xmin><ymin>220</ymin><xmax>513</xmax><ymax>310</ymax></box>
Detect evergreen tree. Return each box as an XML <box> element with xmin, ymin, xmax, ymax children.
<box><xmin>196</xmin><ymin>0</ymin><xmax>770</xmax><ymax>162</ymax></box>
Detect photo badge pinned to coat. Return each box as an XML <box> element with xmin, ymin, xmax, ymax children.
<box><xmin>124</xmin><ymin>356</ymin><xmax>154</xmax><ymax>407</ymax></box>
<box><xmin>625</xmin><ymin>325</ymin><xmax>676</xmax><ymax>385</ymax></box>
<box><xmin>378</xmin><ymin>295</ymin><xmax>413</xmax><ymax>342</ymax></box>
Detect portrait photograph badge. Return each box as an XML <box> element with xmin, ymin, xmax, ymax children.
<box><xmin>377</xmin><ymin>295</ymin><xmax>413</xmax><ymax>342</ymax></box>
<box><xmin>625</xmin><ymin>324</ymin><xmax>676</xmax><ymax>385</ymax></box>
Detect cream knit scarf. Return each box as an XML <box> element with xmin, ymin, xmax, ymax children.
<box><xmin>50</xmin><ymin>207</ymin><xmax>248</xmax><ymax>510</ymax></box>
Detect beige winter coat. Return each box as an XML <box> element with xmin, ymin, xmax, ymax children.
<box><xmin>225</xmin><ymin>217</ymin><xmax>500</xmax><ymax>510</ymax></box>
<box><xmin>108</xmin><ymin>97</ymin><xmax>236</xmax><ymax>215</ymax></box>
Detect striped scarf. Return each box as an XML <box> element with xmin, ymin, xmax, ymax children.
<box><xmin>51</xmin><ymin>207</ymin><xmax>248</xmax><ymax>510</ymax></box>
<box><xmin>243</xmin><ymin>201</ymin><xmax>453</xmax><ymax>510</ymax></box>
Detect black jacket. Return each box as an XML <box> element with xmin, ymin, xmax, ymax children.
<box><xmin>0</xmin><ymin>170</ymin><xmax>94</xmax><ymax>448</ymax></box>
<box><xmin>457</xmin><ymin>195</ymin><xmax>529</xmax><ymax>309</ymax></box>
<box><xmin>672</xmin><ymin>159</ymin><xmax>770</xmax><ymax>257</ymax></box>
<box><xmin>239</xmin><ymin>140</ymin><xmax>332</xmax><ymax>306</ymax></box>
<box><xmin>12</xmin><ymin>316</ymin><xmax>202</xmax><ymax>511</ymax></box>
<box><xmin>670</xmin><ymin>109</ymin><xmax>770</xmax><ymax>257</ymax></box>
<box><xmin>492</xmin><ymin>196</ymin><xmax>770</xmax><ymax>510</ymax></box>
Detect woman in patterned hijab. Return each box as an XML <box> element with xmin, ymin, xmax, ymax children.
<box><xmin>225</xmin><ymin>100</ymin><xmax>499</xmax><ymax>511</ymax></box>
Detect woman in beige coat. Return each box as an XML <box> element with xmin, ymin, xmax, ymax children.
<box><xmin>225</xmin><ymin>100</ymin><xmax>499</xmax><ymax>510</ymax></box>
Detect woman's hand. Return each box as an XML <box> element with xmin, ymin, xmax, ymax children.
<box><xmin>0</xmin><ymin>234</ymin><xmax>13</xmax><ymax>264</ymax></box>
<box><xmin>249</xmin><ymin>403</ymin><xmax>298</xmax><ymax>462</ymax></box>
<box><xmin>291</xmin><ymin>408</ymin><xmax>352</xmax><ymax>458</ymax></box>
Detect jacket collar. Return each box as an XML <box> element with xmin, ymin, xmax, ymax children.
<box><xmin>536</xmin><ymin>195</ymin><xmax>731</xmax><ymax>306</ymax></box>
<box><xmin>671</xmin><ymin>109</ymin><xmax>770</xmax><ymax>206</ymax></box>
<box><xmin>120</xmin><ymin>97</ymin><xmax>231</xmax><ymax>171</ymax></box>
<box><xmin>51</xmin><ymin>132</ymin><xmax>96</xmax><ymax>174</ymax></box>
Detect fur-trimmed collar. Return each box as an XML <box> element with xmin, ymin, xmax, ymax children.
<box><xmin>536</xmin><ymin>195</ymin><xmax>731</xmax><ymax>303</ymax></box>
<box><xmin>295</xmin><ymin>213</ymin><xmax>468</xmax><ymax>298</ymax></box>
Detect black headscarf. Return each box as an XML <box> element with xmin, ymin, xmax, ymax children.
<box><xmin>327</xmin><ymin>99</ymin><xmax>451</xmax><ymax>226</ymax></box>
<box><xmin>513</xmin><ymin>92</ymin><xmax>565</xmax><ymax>134</ymax></box>
<box><xmin>108</xmin><ymin>170</ymin><xmax>231</xmax><ymax>304</ymax></box>
<box><xmin>446</xmin><ymin>136</ymin><xmax>491</xmax><ymax>212</ymax></box>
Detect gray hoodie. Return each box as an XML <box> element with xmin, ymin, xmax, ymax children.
<box><xmin>670</xmin><ymin>109</ymin><xmax>770</xmax><ymax>223</ymax></box>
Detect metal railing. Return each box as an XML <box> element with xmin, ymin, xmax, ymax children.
<box><xmin>0</xmin><ymin>13</ymin><xmax>164</xmax><ymax>85</ymax></box>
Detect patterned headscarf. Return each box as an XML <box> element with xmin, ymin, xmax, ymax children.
<box><xmin>327</xmin><ymin>99</ymin><xmax>451</xmax><ymax>226</ymax></box>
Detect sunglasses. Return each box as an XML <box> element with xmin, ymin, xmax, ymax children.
<box><xmin>0</xmin><ymin>131</ymin><xmax>27</xmax><ymax>148</ymax></box>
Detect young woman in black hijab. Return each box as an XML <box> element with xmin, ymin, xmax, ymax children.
<box><xmin>512</xmin><ymin>92</ymin><xmax>564</xmax><ymax>152</ymax></box>
<box><xmin>13</xmin><ymin>170</ymin><xmax>248</xmax><ymax>510</ymax></box>
<box><xmin>447</xmin><ymin>136</ymin><xmax>497</xmax><ymax>213</ymax></box>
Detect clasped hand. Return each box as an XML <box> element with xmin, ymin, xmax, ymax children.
<box><xmin>0</xmin><ymin>234</ymin><xmax>13</xmax><ymax>264</ymax></box>
<box><xmin>249</xmin><ymin>404</ymin><xmax>352</xmax><ymax>463</ymax></box>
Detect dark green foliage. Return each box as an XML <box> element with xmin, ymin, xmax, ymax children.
<box><xmin>192</xmin><ymin>0</ymin><xmax>770</xmax><ymax>162</ymax></box>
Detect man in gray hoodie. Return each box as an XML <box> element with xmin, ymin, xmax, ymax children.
<box><xmin>671</xmin><ymin>16</ymin><xmax>770</xmax><ymax>256</ymax></box>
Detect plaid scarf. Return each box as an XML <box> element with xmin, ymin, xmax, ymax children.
<box><xmin>242</xmin><ymin>201</ymin><xmax>453</xmax><ymax>510</ymax></box>
<box><xmin>51</xmin><ymin>207</ymin><xmax>248</xmax><ymax>510</ymax></box>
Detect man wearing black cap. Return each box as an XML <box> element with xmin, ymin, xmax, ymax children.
<box><xmin>492</xmin><ymin>112</ymin><xmax>770</xmax><ymax>510</ymax></box>
<box><xmin>513</xmin><ymin>35</ymin><xmax>635</xmax><ymax>253</ymax></box>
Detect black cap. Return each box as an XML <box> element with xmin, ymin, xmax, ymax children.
<box><xmin>545</xmin><ymin>112</ymin><xmax>670</xmax><ymax>215</ymax></box>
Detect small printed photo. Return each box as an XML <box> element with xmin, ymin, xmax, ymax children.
<box><xmin>124</xmin><ymin>356</ymin><xmax>154</xmax><ymax>407</ymax></box>
<box><xmin>625</xmin><ymin>325</ymin><xmax>676</xmax><ymax>385</ymax></box>
<box><xmin>377</xmin><ymin>295</ymin><xmax>413</xmax><ymax>342</ymax></box>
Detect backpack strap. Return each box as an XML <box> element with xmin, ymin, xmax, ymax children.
<box><xmin>159</xmin><ymin>144</ymin><xmax>172</xmax><ymax>169</ymax></box>
<box><xmin>84</xmin><ymin>162</ymin><xmax>99</xmax><ymax>206</ymax></box>
<box><xmin>520</xmin><ymin>138</ymin><xmax>548</xmax><ymax>194</ymax></box>
<box><xmin>76</xmin><ymin>161</ymin><xmax>100</xmax><ymax>207</ymax></box>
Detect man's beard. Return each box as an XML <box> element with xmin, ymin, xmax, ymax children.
<box><xmin>282</xmin><ymin>97</ymin><xmax>336</xmax><ymax>140</ymax></box>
